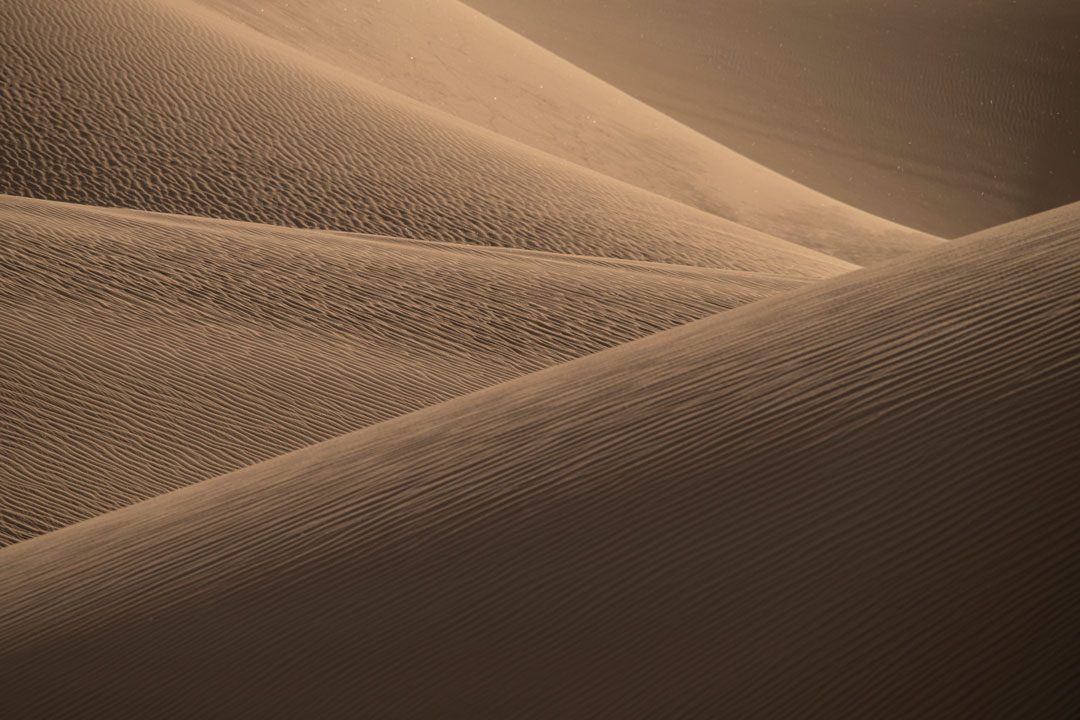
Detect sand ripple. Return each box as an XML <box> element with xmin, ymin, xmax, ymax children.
<box><xmin>2</xmin><ymin>202</ymin><xmax>1076</xmax><ymax>718</ymax></box>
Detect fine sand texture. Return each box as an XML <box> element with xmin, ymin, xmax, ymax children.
<box><xmin>189</xmin><ymin>0</ymin><xmax>940</xmax><ymax>264</ymax></box>
<box><xmin>0</xmin><ymin>193</ymin><xmax>807</xmax><ymax>545</ymax></box>
<box><xmin>2</xmin><ymin>203</ymin><xmax>1076</xmax><ymax>718</ymax></box>
<box><xmin>0</xmin><ymin>0</ymin><xmax>855</xmax><ymax>276</ymax></box>
<box><xmin>465</xmin><ymin>0</ymin><xmax>1080</xmax><ymax>238</ymax></box>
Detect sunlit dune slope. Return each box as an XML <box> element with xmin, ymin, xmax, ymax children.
<box><xmin>0</xmin><ymin>0</ymin><xmax>852</xmax><ymax>276</ymax></box>
<box><xmin>466</xmin><ymin>0</ymin><xmax>1080</xmax><ymax>238</ymax></box>
<box><xmin>3</xmin><ymin>203</ymin><xmax>1076</xmax><ymax>717</ymax></box>
<box><xmin>193</xmin><ymin>0</ymin><xmax>940</xmax><ymax>265</ymax></box>
<box><xmin>0</xmin><ymin>194</ymin><xmax>806</xmax><ymax>545</ymax></box>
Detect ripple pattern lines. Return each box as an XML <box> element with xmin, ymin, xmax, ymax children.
<box><xmin>0</xmin><ymin>0</ymin><xmax>853</xmax><ymax>277</ymax></box>
<box><xmin>2</xmin><ymin>203</ymin><xmax>1077</xmax><ymax>718</ymax></box>
<box><xmin>0</xmin><ymin>195</ymin><xmax>805</xmax><ymax>545</ymax></box>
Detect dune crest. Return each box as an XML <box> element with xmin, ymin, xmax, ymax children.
<box><xmin>2</xmin><ymin>203</ymin><xmax>1077</xmax><ymax>717</ymax></box>
<box><xmin>190</xmin><ymin>0</ymin><xmax>941</xmax><ymax>264</ymax></box>
<box><xmin>465</xmin><ymin>0</ymin><xmax>1080</xmax><ymax>238</ymax></box>
<box><xmin>0</xmin><ymin>0</ymin><xmax>852</xmax><ymax>275</ymax></box>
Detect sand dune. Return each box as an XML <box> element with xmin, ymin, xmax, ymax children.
<box><xmin>2</xmin><ymin>0</ymin><xmax>1074</xmax><ymax>714</ymax></box>
<box><xmin>2</xmin><ymin>202</ymin><xmax>1076</xmax><ymax>717</ymax></box>
<box><xmin>466</xmin><ymin>0</ymin><xmax>1080</xmax><ymax>238</ymax></box>
<box><xmin>0</xmin><ymin>0</ymin><xmax>854</xmax><ymax>276</ymax></box>
<box><xmin>0</xmin><ymin>194</ymin><xmax>807</xmax><ymax>545</ymax></box>
<box><xmin>189</xmin><ymin>0</ymin><xmax>941</xmax><ymax>265</ymax></box>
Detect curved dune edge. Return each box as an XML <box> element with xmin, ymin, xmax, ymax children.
<box><xmin>0</xmin><ymin>194</ymin><xmax>807</xmax><ymax>545</ymax></box>
<box><xmin>3</xmin><ymin>203</ymin><xmax>1077</xmax><ymax>717</ymax></box>
<box><xmin>0</xmin><ymin>0</ymin><xmax>853</xmax><ymax>276</ymax></box>
<box><xmin>463</xmin><ymin>0</ymin><xmax>1080</xmax><ymax>239</ymax></box>
<box><xmin>190</xmin><ymin>0</ymin><xmax>941</xmax><ymax>265</ymax></box>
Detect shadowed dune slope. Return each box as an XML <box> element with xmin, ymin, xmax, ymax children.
<box><xmin>0</xmin><ymin>194</ymin><xmax>806</xmax><ymax>545</ymax></box>
<box><xmin>0</xmin><ymin>0</ymin><xmax>851</xmax><ymax>276</ymax></box>
<box><xmin>466</xmin><ymin>0</ymin><xmax>1080</xmax><ymax>238</ymax></box>
<box><xmin>191</xmin><ymin>0</ymin><xmax>940</xmax><ymax>265</ymax></box>
<box><xmin>3</xmin><ymin>203</ymin><xmax>1077</xmax><ymax>717</ymax></box>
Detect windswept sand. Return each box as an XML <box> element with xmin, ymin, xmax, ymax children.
<box><xmin>0</xmin><ymin>0</ymin><xmax>856</xmax><ymax>275</ymax></box>
<box><xmin>191</xmin><ymin>0</ymin><xmax>940</xmax><ymax>264</ymax></box>
<box><xmin>466</xmin><ymin>0</ymin><xmax>1080</xmax><ymax>238</ymax></box>
<box><xmin>2</xmin><ymin>0</ymin><xmax>1076</xmax><ymax>714</ymax></box>
<box><xmin>2</xmin><ymin>203</ymin><xmax>1076</xmax><ymax>718</ymax></box>
<box><xmin>0</xmin><ymin>194</ymin><xmax>808</xmax><ymax>545</ymax></box>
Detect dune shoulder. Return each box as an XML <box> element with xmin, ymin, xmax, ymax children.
<box><xmin>465</xmin><ymin>0</ymin><xmax>1080</xmax><ymax>238</ymax></box>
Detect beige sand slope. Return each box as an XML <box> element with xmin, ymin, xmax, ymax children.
<box><xmin>466</xmin><ymin>0</ymin><xmax>1080</xmax><ymax>238</ymax></box>
<box><xmin>3</xmin><ymin>203</ymin><xmax>1076</xmax><ymax>718</ymax></box>
<box><xmin>0</xmin><ymin>0</ymin><xmax>852</xmax><ymax>276</ymax></box>
<box><xmin>0</xmin><ymin>194</ymin><xmax>806</xmax><ymax>545</ymax></box>
<box><xmin>190</xmin><ymin>0</ymin><xmax>940</xmax><ymax>265</ymax></box>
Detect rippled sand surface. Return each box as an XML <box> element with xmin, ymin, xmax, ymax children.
<box><xmin>2</xmin><ymin>1</ymin><xmax>1077</xmax><ymax>717</ymax></box>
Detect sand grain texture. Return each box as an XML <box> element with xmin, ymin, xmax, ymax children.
<box><xmin>2</xmin><ymin>204</ymin><xmax>1077</xmax><ymax>718</ymax></box>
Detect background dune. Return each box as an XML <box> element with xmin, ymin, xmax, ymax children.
<box><xmin>0</xmin><ymin>194</ymin><xmax>806</xmax><ymax>544</ymax></box>
<box><xmin>191</xmin><ymin>0</ymin><xmax>940</xmax><ymax>264</ymax></box>
<box><xmin>0</xmin><ymin>0</ymin><xmax>855</xmax><ymax>275</ymax></box>
<box><xmin>466</xmin><ymin>0</ymin><xmax>1080</xmax><ymax>238</ymax></box>
<box><xmin>2</xmin><ymin>203</ymin><xmax>1076</xmax><ymax>718</ymax></box>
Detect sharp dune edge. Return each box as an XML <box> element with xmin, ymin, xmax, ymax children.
<box><xmin>0</xmin><ymin>0</ymin><xmax>855</xmax><ymax>276</ymax></box>
<box><xmin>2</xmin><ymin>204</ymin><xmax>1078</xmax><ymax>717</ymax></box>
<box><xmin>0</xmin><ymin>193</ymin><xmax>808</xmax><ymax>545</ymax></box>
<box><xmin>192</xmin><ymin>0</ymin><xmax>940</xmax><ymax>265</ymax></box>
<box><xmin>465</xmin><ymin>0</ymin><xmax>1080</xmax><ymax>238</ymax></box>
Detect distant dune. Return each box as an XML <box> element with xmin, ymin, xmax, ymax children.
<box><xmin>0</xmin><ymin>194</ymin><xmax>807</xmax><ymax>544</ymax></box>
<box><xmin>1</xmin><ymin>0</ymin><xmax>855</xmax><ymax>275</ymax></box>
<box><xmin>193</xmin><ymin>0</ymin><xmax>940</xmax><ymax>264</ymax></box>
<box><xmin>3</xmin><ymin>203</ymin><xmax>1076</xmax><ymax>718</ymax></box>
<box><xmin>466</xmin><ymin>0</ymin><xmax>1080</xmax><ymax>237</ymax></box>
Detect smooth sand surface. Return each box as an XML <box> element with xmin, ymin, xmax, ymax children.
<box><xmin>191</xmin><ymin>0</ymin><xmax>940</xmax><ymax>264</ymax></box>
<box><xmin>0</xmin><ymin>0</ymin><xmax>856</xmax><ymax>276</ymax></box>
<box><xmin>2</xmin><ymin>203</ymin><xmax>1076</xmax><ymax>718</ymax></box>
<box><xmin>466</xmin><ymin>0</ymin><xmax>1080</xmax><ymax>238</ymax></box>
<box><xmin>0</xmin><ymin>194</ymin><xmax>808</xmax><ymax>545</ymax></box>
